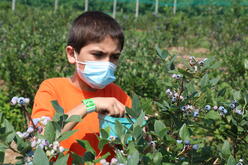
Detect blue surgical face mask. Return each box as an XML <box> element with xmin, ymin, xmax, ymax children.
<box><xmin>74</xmin><ymin>53</ymin><xmax>117</xmax><ymax>89</ymax></box>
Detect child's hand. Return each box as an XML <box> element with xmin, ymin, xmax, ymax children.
<box><xmin>92</xmin><ymin>97</ymin><xmax>126</xmax><ymax>117</ymax></box>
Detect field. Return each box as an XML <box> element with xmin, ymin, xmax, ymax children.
<box><xmin>0</xmin><ymin>1</ymin><xmax>248</xmax><ymax>164</ymax></box>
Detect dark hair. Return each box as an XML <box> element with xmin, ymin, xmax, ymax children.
<box><xmin>67</xmin><ymin>11</ymin><xmax>124</xmax><ymax>53</ymax></box>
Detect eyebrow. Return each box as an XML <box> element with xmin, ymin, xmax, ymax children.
<box><xmin>89</xmin><ymin>50</ymin><xmax>121</xmax><ymax>56</ymax></box>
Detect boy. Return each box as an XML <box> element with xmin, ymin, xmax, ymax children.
<box><xmin>31</xmin><ymin>11</ymin><xmax>132</xmax><ymax>164</ymax></box>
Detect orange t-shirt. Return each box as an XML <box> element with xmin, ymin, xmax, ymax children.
<box><xmin>31</xmin><ymin>77</ymin><xmax>132</xmax><ymax>164</ymax></box>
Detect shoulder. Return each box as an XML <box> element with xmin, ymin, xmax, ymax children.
<box><xmin>39</xmin><ymin>77</ymin><xmax>67</xmax><ymax>88</ymax></box>
<box><xmin>41</xmin><ymin>77</ymin><xmax>67</xmax><ymax>84</ymax></box>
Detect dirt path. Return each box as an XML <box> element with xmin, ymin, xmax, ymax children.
<box><xmin>4</xmin><ymin>142</ymin><xmax>21</xmax><ymax>164</ymax></box>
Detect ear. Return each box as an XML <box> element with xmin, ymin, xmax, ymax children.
<box><xmin>66</xmin><ymin>46</ymin><xmax>76</xmax><ymax>64</ymax></box>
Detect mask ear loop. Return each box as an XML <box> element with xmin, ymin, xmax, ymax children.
<box><xmin>73</xmin><ymin>50</ymin><xmax>86</xmax><ymax>65</ymax></box>
<box><xmin>73</xmin><ymin>50</ymin><xmax>80</xmax><ymax>70</ymax></box>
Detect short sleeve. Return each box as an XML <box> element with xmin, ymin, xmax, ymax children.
<box><xmin>31</xmin><ymin>80</ymin><xmax>57</xmax><ymax>119</ymax></box>
<box><xmin>125</xmin><ymin>95</ymin><xmax>132</xmax><ymax>109</ymax></box>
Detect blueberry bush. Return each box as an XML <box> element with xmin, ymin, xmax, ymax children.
<box><xmin>0</xmin><ymin>1</ymin><xmax>247</xmax><ymax>164</ymax></box>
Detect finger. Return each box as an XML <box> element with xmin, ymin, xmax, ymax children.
<box><xmin>115</xmin><ymin>102</ymin><xmax>125</xmax><ymax>117</ymax></box>
<box><xmin>112</xmin><ymin>104</ymin><xmax>120</xmax><ymax>117</ymax></box>
<box><xmin>113</xmin><ymin>98</ymin><xmax>126</xmax><ymax>116</ymax></box>
<box><xmin>107</xmin><ymin>104</ymin><xmax>116</xmax><ymax>116</ymax></box>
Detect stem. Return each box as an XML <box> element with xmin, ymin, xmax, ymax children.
<box><xmin>9</xmin><ymin>144</ymin><xmax>20</xmax><ymax>154</ymax></box>
<box><xmin>21</xmin><ymin>106</ymin><xmax>37</xmax><ymax>129</ymax></box>
<box><xmin>191</xmin><ymin>92</ymin><xmax>206</xmax><ymax>105</ymax></box>
<box><xmin>176</xmin><ymin>79</ymin><xmax>184</xmax><ymax>107</ymax></box>
<box><xmin>233</xmin><ymin>139</ymin><xmax>237</xmax><ymax>158</ymax></box>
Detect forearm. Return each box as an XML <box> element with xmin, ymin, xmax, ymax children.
<box><xmin>61</xmin><ymin>103</ymin><xmax>88</xmax><ymax>133</ymax></box>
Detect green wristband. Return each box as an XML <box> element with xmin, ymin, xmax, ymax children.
<box><xmin>82</xmin><ymin>99</ymin><xmax>96</xmax><ymax>113</ymax></box>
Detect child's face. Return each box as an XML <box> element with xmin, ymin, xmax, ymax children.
<box><xmin>67</xmin><ymin>36</ymin><xmax>121</xmax><ymax>70</ymax></box>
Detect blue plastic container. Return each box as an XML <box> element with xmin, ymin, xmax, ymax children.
<box><xmin>98</xmin><ymin>114</ymin><xmax>136</xmax><ymax>140</ymax></box>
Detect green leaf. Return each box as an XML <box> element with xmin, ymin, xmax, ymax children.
<box><xmin>115</xmin><ymin>149</ymin><xmax>126</xmax><ymax>164</ymax></box>
<box><xmin>77</xmin><ymin>140</ymin><xmax>96</xmax><ymax>155</ymax></box>
<box><xmin>154</xmin><ymin>120</ymin><xmax>166</xmax><ymax>134</ymax></box>
<box><xmin>15</xmin><ymin>135</ymin><xmax>31</xmax><ymax>153</ymax></box>
<box><xmin>83</xmin><ymin>151</ymin><xmax>95</xmax><ymax>162</ymax></box>
<box><xmin>153</xmin><ymin>151</ymin><xmax>162</xmax><ymax>164</ymax></box>
<box><xmin>54</xmin><ymin>154</ymin><xmax>69</xmax><ymax>165</ymax></box>
<box><xmin>233</xmin><ymin>90</ymin><xmax>241</xmax><ymax>101</ymax></box>
<box><xmin>227</xmin><ymin>155</ymin><xmax>236</xmax><ymax>165</ymax></box>
<box><xmin>3</xmin><ymin>119</ymin><xmax>15</xmax><ymax>144</ymax></box>
<box><xmin>0</xmin><ymin>112</ymin><xmax>2</xmax><ymax>122</ymax></box>
<box><xmin>244</xmin><ymin>59</ymin><xmax>248</xmax><ymax>69</ymax></box>
<box><xmin>244</xmin><ymin>94</ymin><xmax>248</xmax><ymax>105</ymax></box>
<box><xmin>127</xmin><ymin>149</ymin><xmax>139</xmax><ymax>165</ymax></box>
<box><xmin>178</xmin><ymin>68</ymin><xmax>194</xmax><ymax>78</ymax></box>
<box><xmin>3</xmin><ymin>119</ymin><xmax>14</xmax><ymax>132</ymax></box>
<box><xmin>71</xmin><ymin>152</ymin><xmax>84</xmax><ymax>164</ymax></box>
<box><xmin>133</xmin><ymin>125</ymin><xmax>142</xmax><ymax>140</ymax></box>
<box><xmin>179</xmin><ymin>124</ymin><xmax>190</xmax><ymax>140</ymax></box>
<box><xmin>210</xmin><ymin>77</ymin><xmax>220</xmax><ymax>86</ymax></box>
<box><xmin>221</xmin><ymin>140</ymin><xmax>231</xmax><ymax>159</ymax></box>
<box><xmin>218</xmin><ymin>88</ymin><xmax>226</xmax><ymax>97</ymax></box>
<box><xmin>154</xmin><ymin>120</ymin><xmax>167</xmax><ymax>138</ymax></box>
<box><xmin>65</xmin><ymin>115</ymin><xmax>81</xmax><ymax>123</ymax></box>
<box><xmin>0</xmin><ymin>131</ymin><xmax>12</xmax><ymax>142</ymax></box>
<box><xmin>200</xmin><ymin>74</ymin><xmax>209</xmax><ymax>88</ymax></box>
<box><xmin>53</xmin><ymin>112</ymin><xmax>63</xmax><ymax>120</ymax></box>
<box><xmin>33</xmin><ymin>147</ymin><xmax>49</xmax><ymax>165</ymax></box>
<box><xmin>0</xmin><ymin>143</ymin><xmax>8</xmax><ymax>151</ymax></box>
<box><xmin>115</xmin><ymin>120</ymin><xmax>125</xmax><ymax>143</ymax></box>
<box><xmin>166</xmin><ymin>55</ymin><xmax>177</xmax><ymax>70</ymax></box>
<box><xmin>206</xmin><ymin>111</ymin><xmax>221</xmax><ymax>120</ymax></box>
<box><xmin>0</xmin><ymin>152</ymin><xmax>4</xmax><ymax>164</ymax></box>
<box><xmin>100</xmin><ymin>128</ymin><xmax>109</xmax><ymax>139</ymax></box>
<box><xmin>98</xmin><ymin>139</ymin><xmax>109</xmax><ymax>151</ymax></box>
<box><xmin>44</xmin><ymin>121</ymin><xmax>55</xmax><ymax>143</ymax></box>
<box><xmin>57</xmin><ymin>130</ymin><xmax>78</xmax><ymax>141</ymax></box>
<box><xmin>133</xmin><ymin>111</ymin><xmax>145</xmax><ymax>128</ymax></box>
<box><xmin>51</xmin><ymin>100</ymin><xmax>64</xmax><ymax>114</ymax></box>
<box><xmin>126</xmin><ymin>93</ymin><xmax>141</xmax><ymax>118</ymax></box>
<box><xmin>93</xmin><ymin>152</ymin><xmax>111</xmax><ymax>163</ymax></box>
<box><xmin>156</xmin><ymin>45</ymin><xmax>170</xmax><ymax>59</ymax></box>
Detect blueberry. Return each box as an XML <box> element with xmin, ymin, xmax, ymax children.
<box><xmin>198</xmin><ymin>61</ymin><xmax>204</xmax><ymax>66</ymax></box>
<box><xmin>10</xmin><ymin>96</ymin><xmax>19</xmax><ymax>105</ymax></box>
<box><xmin>171</xmin><ymin>97</ymin><xmax>177</xmax><ymax>102</ymax></box>
<box><xmin>59</xmin><ymin>146</ymin><xmax>65</xmax><ymax>153</ymax></box>
<box><xmin>181</xmin><ymin>106</ymin><xmax>187</xmax><ymax>111</ymax></box>
<box><xmin>184</xmin><ymin>140</ymin><xmax>190</xmax><ymax>145</ymax></box>
<box><xmin>193</xmin><ymin>111</ymin><xmax>199</xmax><ymax>117</ymax></box>
<box><xmin>176</xmin><ymin>140</ymin><xmax>183</xmax><ymax>144</ymax></box>
<box><xmin>176</xmin><ymin>74</ymin><xmax>182</xmax><ymax>79</ymax></box>
<box><xmin>166</xmin><ymin>89</ymin><xmax>171</xmax><ymax>94</ymax></box>
<box><xmin>223</xmin><ymin>109</ymin><xmax>228</xmax><ymax>114</ymax></box>
<box><xmin>192</xmin><ymin>144</ymin><xmax>199</xmax><ymax>150</ymax></box>
<box><xmin>218</xmin><ymin>106</ymin><xmax>225</xmax><ymax>111</ymax></box>
<box><xmin>26</xmin><ymin>126</ymin><xmax>34</xmax><ymax>133</ymax></box>
<box><xmin>232</xmin><ymin>100</ymin><xmax>238</xmax><ymax>105</ymax></box>
<box><xmin>204</xmin><ymin>105</ymin><xmax>211</xmax><ymax>111</ymax></box>
<box><xmin>230</xmin><ymin>103</ymin><xmax>236</xmax><ymax>109</ymax></box>
<box><xmin>18</xmin><ymin>97</ymin><xmax>25</xmax><ymax>105</ymax></box>
<box><xmin>32</xmin><ymin>118</ymin><xmax>40</xmax><ymax>125</ymax></box>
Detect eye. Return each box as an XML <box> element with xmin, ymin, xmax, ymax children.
<box><xmin>92</xmin><ymin>53</ymin><xmax>103</xmax><ymax>58</ymax></box>
<box><xmin>111</xmin><ymin>54</ymin><xmax>120</xmax><ymax>60</ymax></box>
